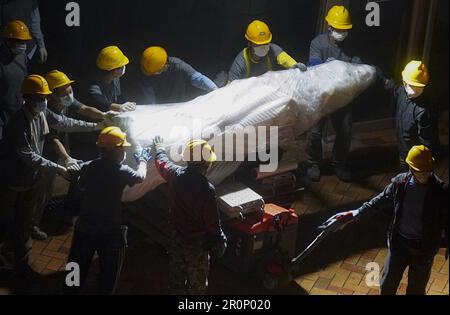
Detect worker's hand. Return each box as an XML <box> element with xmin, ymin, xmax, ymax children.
<box><xmin>294</xmin><ymin>62</ymin><xmax>308</xmax><ymax>72</ymax></box>
<box><xmin>102</xmin><ymin>111</ymin><xmax>120</xmax><ymax>125</ymax></box>
<box><xmin>326</xmin><ymin>57</ymin><xmax>336</xmax><ymax>63</ymax></box>
<box><xmin>352</xmin><ymin>56</ymin><xmax>363</xmax><ymax>64</ymax></box>
<box><xmin>38</xmin><ymin>47</ymin><xmax>48</xmax><ymax>64</ymax></box>
<box><xmin>120</xmin><ymin>102</ymin><xmax>137</xmax><ymax>112</ymax></box>
<box><xmin>65</xmin><ymin>157</ymin><xmax>82</xmax><ymax>172</ymax></box>
<box><xmin>153</xmin><ymin>135</ymin><xmax>164</xmax><ymax>150</ymax></box>
<box><xmin>134</xmin><ymin>147</ymin><xmax>153</xmax><ymax>164</ymax></box>
<box><xmin>320</xmin><ymin>209</ymin><xmax>360</xmax><ymax>232</ymax></box>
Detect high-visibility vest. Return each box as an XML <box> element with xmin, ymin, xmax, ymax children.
<box><xmin>243</xmin><ymin>48</ymin><xmax>273</xmax><ymax>78</ymax></box>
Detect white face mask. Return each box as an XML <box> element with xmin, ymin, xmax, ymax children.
<box><xmin>34</xmin><ymin>99</ymin><xmax>48</xmax><ymax>113</ymax></box>
<box><xmin>404</xmin><ymin>83</ymin><xmax>424</xmax><ymax>99</ymax></box>
<box><xmin>10</xmin><ymin>42</ymin><xmax>27</xmax><ymax>55</ymax></box>
<box><xmin>331</xmin><ymin>30</ymin><xmax>348</xmax><ymax>42</ymax></box>
<box><xmin>60</xmin><ymin>92</ymin><xmax>75</xmax><ymax>107</ymax></box>
<box><xmin>253</xmin><ymin>45</ymin><xmax>270</xmax><ymax>58</ymax></box>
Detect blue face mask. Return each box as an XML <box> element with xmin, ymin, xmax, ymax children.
<box><xmin>34</xmin><ymin>99</ymin><xmax>48</xmax><ymax>112</ymax></box>
<box><xmin>9</xmin><ymin>42</ymin><xmax>27</xmax><ymax>55</ymax></box>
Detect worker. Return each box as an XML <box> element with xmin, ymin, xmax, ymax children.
<box><xmin>0</xmin><ymin>0</ymin><xmax>48</xmax><ymax>64</ymax></box>
<box><xmin>70</xmin><ymin>46</ymin><xmax>135</xmax><ymax>163</ymax></box>
<box><xmin>228</xmin><ymin>20</ymin><xmax>307</xmax><ymax>83</ymax></box>
<box><xmin>153</xmin><ymin>136</ymin><xmax>227</xmax><ymax>294</ymax></box>
<box><xmin>88</xmin><ymin>46</ymin><xmax>137</xmax><ymax>113</ymax></box>
<box><xmin>378</xmin><ymin>61</ymin><xmax>434</xmax><ymax>170</ymax></box>
<box><xmin>305</xmin><ymin>5</ymin><xmax>362</xmax><ymax>183</ymax></box>
<box><xmin>0</xmin><ymin>75</ymin><xmax>105</xmax><ymax>276</ymax></box>
<box><xmin>329</xmin><ymin>145</ymin><xmax>448</xmax><ymax>295</ymax></box>
<box><xmin>0</xmin><ymin>20</ymin><xmax>30</xmax><ymax>140</ymax></box>
<box><xmin>140</xmin><ymin>46</ymin><xmax>218</xmax><ymax>104</ymax></box>
<box><xmin>65</xmin><ymin>127</ymin><xmax>152</xmax><ymax>295</ymax></box>
<box><xmin>28</xmin><ymin>70</ymin><xmax>120</xmax><ymax>240</ymax></box>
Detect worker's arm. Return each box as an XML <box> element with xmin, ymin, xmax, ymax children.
<box><xmin>154</xmin><ymin>146</ymin><xmax>182</xmax><ymax>184</ymax></box>
<box><xmin>88</xmin><ymin>84</ymin><xmax>123</xmax><ymax>112</ymax></box>
<box><xmin>190</xmin><ymin>72</ymin><xmax>218</xmax><ymax>92</ymax></box>
<box><xmin>121</xmin><ymin>162</ymin><xmax>147</xmax><ymax>202</ymax></box>
<box><xmin>46</xmin><ymin>109</ymin><xmax>99</xmax><ymax>133</ymax></box>
<box><xmin>202</xmin><ymin>185</ymin><xmax>226</xmax><ymax>237</ymax></box>
<box><xmin>13</xmin><ymin>117</ymin><xmax>65</xmax><ymax>174</ymax></box>
<box><xmin>72</xmin><ymin>97</ymin><xmax>108</xmax><ymax>121</ymax></box>
<box><xmin>308</xmin><ymin>38</ymin><xmax>323</xmax><ymax>66</ymax></box>
<box><xmin>417</xmin><ymin>109</ymin><xmax>435</xmax><ymax>152</ymax></box>
<box><xmin>228</xmin><ymin>53</ymin><xmax>246</xmax><ymax>82</ymax></box>
<box><xmin>50</xmin><ymin>136</ymin><xmax>70</xmax><ymax>161</ymax></box>
<box><xmin>30</xmin><ymin>5</ymin><xmax>47</xmax><ymax>63</ymax></box>
<box><xmin>356</xmin><ymin>176</ymin><xmax>398</xmax><ymax>218</ymax></box>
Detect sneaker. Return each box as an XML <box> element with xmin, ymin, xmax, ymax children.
<box><xmin>31</xmin><ymin>226</ymin><xmax>48</xmax><ymax>241</ymax></box>
<box><xmin>306</xmin><ymin>164</ymin><xmax>321</xmax><ymax>182</ymax></box>
<box><xmin>334</xmin><ymin>164</ymin><xmax>352</xmax><ymax>182</ymax></box>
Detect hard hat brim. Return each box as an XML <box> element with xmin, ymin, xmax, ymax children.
<box><xmin>52</xmin><ymin>80</ymin><xmax>75</xmax><ymax>90</ymax></box>
<box><xmin>402</xmin><ymin>74</ymin><xmax>428</xmax><ymax>88</ymax></box>
<box><xmin>245</xmin><ymin>33</ymin><xmax>273</xmax><ymax>45</ymax></box>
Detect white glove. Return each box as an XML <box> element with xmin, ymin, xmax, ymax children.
<box><xmin>120</xmin><ymin>102</ymin><xmax>136</xmax><ymax>112</ymax></box>
<box><xmin>38</xmin><ymin>47</ymin><xmax>48</xmax><ymax>64</ymax></box>
<box><xmin>65</xmin><ymin>157</ymin><xmax>81</xmax><ymax>172</ymax></box>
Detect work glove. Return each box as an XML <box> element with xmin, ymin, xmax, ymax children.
<box><xmin>38</xmin><ymin>47</ymin><xmax>48</xmax><ymax>64</ymax></box>
<box><xmin>120</xmin><ymin>102</ymin><xmax>137</xmax><ymax>112</ymax></box>
<box><xmin>294</xmin><ymin>62</ymin><xmax>308</xmax><ymax>72</ymax></box>
<box><xmin>65</xmin><ymin>157</ymin><xmax>82</xmax><ymax>172</ymax></box>
<box><xmin>153</xmin><ymin>135</ymin><xmax>165</xmax><ymax>150</ymax></box>
<box><xmin>103</xmin><ymin>111</ymin><xmax>120</xmax><ymax>124</ymax></box>
<box><xmin>134</xmin><ymin>147</ymin><xmax>153</xmax><ymax>164</ymax></box>
<box><xmin>320</xmin><ymin>209</ymin><xmax>360</xmax><ymax>232</ymax></box>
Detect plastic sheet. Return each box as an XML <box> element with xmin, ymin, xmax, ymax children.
<box><xmin>116</xmin><ymin>60</ymin><xmax>376</xmax><ymax>201</ymax></box>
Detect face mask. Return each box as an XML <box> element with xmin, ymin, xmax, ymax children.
<box><xmin>331</xmin><ymin>30</ymin><xmax>348</xmax><ymax>42</ymax></box>
<box><xmin>34</xmin><ymin>99</ymin><xmax>48</xmax><ymax>113</ymax></box>
<box><xmin>60</xmin><ymin>92</ymin><xmax>75</xmax><ymax>107</ymax></box>
<box><xmin>9</xmin><ymin>43</ymin><xmax>27</xmax><ymax>55</ymax></box>
<box><xmin>253</xmin><ymin>45</ymin><xmax>270</xmax><ymax>58</ymax></box>
<box><xmin>404</xmin><ymin>83</ymin><xmax>424</xmax><ymax>98</ymax></box>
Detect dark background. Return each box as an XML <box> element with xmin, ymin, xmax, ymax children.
<box><xmin>36</xmin><ymin>0</ymin><xmax>449</xmax><ymax>123</ymax></box>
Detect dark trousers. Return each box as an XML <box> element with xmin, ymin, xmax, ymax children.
<box><xmin>64</xmin><ymin>227</ymin><xmax>128</xmax><ymax>295</ymax></box>
<box><xmin>0</xmin><ymin>187</ymin><xmax>35</xmax><ymax>269</ymax></box>
<box><xmin>32</xmin><ymin>169</ymin><xmax>56</xmax><ymax>228</ymax></box>
<box><xmin>306</xmin><ymin>106</ymin><xmax>353</xmax><ymax>166</ymax></box>
<box><xmin>381</xmin><ymin>233</ymin><xmax>436</xmax><ymax>295</ymax></box>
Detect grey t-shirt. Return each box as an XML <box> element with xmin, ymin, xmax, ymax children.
<box><xmin>142</xmin><ymin>57</ymin><xmax>197</xmax><ymax>104</ymax></box>
<box><xmin>228</xmin><ymin>43</ymin><xmax>284</xmax><ymax>82</ymax></box>
<box><xmin>309</xmin><ymin>33</ymin><xmax>361</xmax><ymax>64</ymax></box>
<box><xmin>76</xmin><ymin>158</ymin><xmax>145</xmax><ymax>235</ymax></box>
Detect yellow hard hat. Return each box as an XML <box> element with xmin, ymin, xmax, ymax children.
<box><xmin>141</xmin><ymin>46</ymin><xmax>168</xmax><ymax>76</ymax></box>
<box><xmin>3</xmin><ymin>20</ymin><xmax>32</xmax><ymax>41</ymax></box>
<box><xmin>96</xmin><ymin>126</ymin><xmax>132</xmax><ymax>148</ymax></box>
<box><xmin>245</xmin><ymin>20</ymin><xmax>272</xmax><ymax>45</ymax></box>
<box><xmin>402</xmin><ymin>60</ymin><xmax>429</xmax><ymax>88</ymax></box>
<box><xmin>45</xmin><ymin>70</ymin><xmax>75</xmax><ymax>91</ymax></box>
<box><xmin>96</xmin><ymin>46</ymin><xmax>130</xmax><ymax>71</ymax></box>
<box><xmin>22</xmin><ymin>75</ymin><xmax>52</xmax><ymax>95</ymax></box>
<box><xmin>326</xmin><ymin>5</ymin><xmax>353</xmax><ymax>30</ymax></box>
<box><xmin>182</xmin><ymin>139</ymin><xmax>217</xmax><ymax>163</ymax></box>
<box><xmin>406</xmin><ymin>145</ymin><xmax>434</xmax><ymax>172</ymax></box>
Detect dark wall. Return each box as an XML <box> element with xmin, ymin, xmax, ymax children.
<box><xmin>36</xmin><ymin>0</ymin><xmax>448</xmax><ymax>121</ymax></box>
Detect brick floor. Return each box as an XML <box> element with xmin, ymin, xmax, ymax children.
<box><xmin>0</xmin><ymin>115</ymin><xmax>448</xmax><ymax>295</ymax></box>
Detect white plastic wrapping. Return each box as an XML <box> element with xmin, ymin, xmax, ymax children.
<box><xmin>116</xmin><ymin>61</ymin><xmax>376</xmax><ymax>201</ymax></box>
